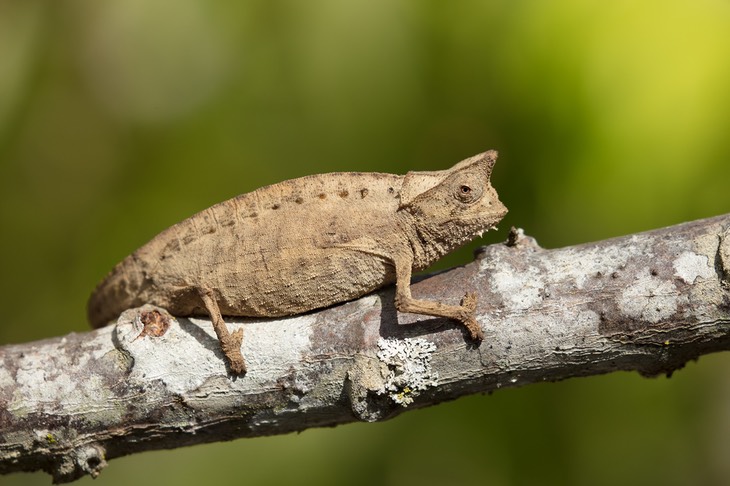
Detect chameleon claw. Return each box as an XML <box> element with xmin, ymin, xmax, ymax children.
<box><xmin>221</xmin><ymin>327</ymin><xmax>246</xmax><ymax>374</ymax></box>
<box><xmin>227</xmin><ymin>358</ymin><xmax>247</xmax><ymax>375</ymax></box>
<box><xmin>222</xmin><ymin>328</ymin><xmax>246</xmax><ymax>374</ymax></box>
<box><xmin>461</xmin><ymin>317</ymin><xmax>484</xmax><ymax>342</ymax></box>
<box><xmin>460</xmin><ymin>292</ymin><xmax>478</xmax><ymax>313</ymax></box>
<box><xmin>459</xmin><ymin>292</ymin><xmax>483</xmax><ymax>342</ymax></box>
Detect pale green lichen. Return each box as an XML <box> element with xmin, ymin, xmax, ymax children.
<box><xmin>376</xmin><ymin>337</ymin><xmax>438</xmax><ymax>406</ymax></box>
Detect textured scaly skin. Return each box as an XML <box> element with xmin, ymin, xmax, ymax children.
<box><xmin>88</xmin><ymin>151</ymin><xmax>507</xmax><ymax>370</ymax></box>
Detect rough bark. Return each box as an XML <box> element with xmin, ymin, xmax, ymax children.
<box><xmin>1</xmin><ymin>214</ymin><xmax>729</xmax><ymax>483</ymax></box>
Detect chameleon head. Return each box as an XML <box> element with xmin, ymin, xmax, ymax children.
<box><xmin>399</xmin><ymin>150</ymin><xmax>508</xmax><ymax>251</ymax></box>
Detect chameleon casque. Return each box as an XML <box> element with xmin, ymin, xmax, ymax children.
<box><xmin>88</xmin><ymin>151</ymin><xmax>508</xmax><ymax>374</ymax></box>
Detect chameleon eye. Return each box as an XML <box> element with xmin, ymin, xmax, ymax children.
<box><xmin>454</xmin><ymin>181</ymin><xmax>482</xmax><ymax>203</ymax></box>
<box><xmin>456</xmin><ymin>184</ymin><xmax>474</xmax><ymax>202</ymax></box>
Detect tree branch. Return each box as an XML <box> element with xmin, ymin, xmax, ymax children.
<box><xmin>2</xmin><ymin>214</ymin><xmax>729</xmax><ymax>483</ymax></box>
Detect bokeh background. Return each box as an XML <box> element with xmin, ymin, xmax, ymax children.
<box><xmin>2</xmin><ymin>0</ymin><xmax>730</xmax><ymax>484</ymax></box>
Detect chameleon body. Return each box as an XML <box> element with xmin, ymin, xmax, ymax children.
<box><xmin>88</xmin><ymin>151</ymin><xmax>508</xmax><ymax>373</ymax></box>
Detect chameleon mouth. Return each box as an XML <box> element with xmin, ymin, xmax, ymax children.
<box><xmin>476</xmin><ymin>226</ymin><xmax>499</xmax><ymax>238</ymax></box>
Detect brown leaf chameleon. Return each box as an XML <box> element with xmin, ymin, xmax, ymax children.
<box><xmin>88</xmin><ymin>151</ymin><xmax>508</xmax><ymax>374</ymax></box>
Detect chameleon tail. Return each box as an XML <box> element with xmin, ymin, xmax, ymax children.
<box><xmin>87</xmin><ymin>254</ymin><xmax>148</xmax><ymax>328</ymax></box>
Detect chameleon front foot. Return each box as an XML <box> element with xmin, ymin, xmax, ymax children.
<box><xmin>458</xmin><ymin>291</ymin><xmax>484</xmax><ymax>342</ymax></box>
<box><xmin>393</xmin><ymin>278</ymin><xmax>484</xmax><ymax>342</ymax></box>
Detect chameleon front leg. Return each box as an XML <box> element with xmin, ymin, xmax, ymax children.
<box><xmin>393</xmin><ymin>255</ymin><xmax>484</xmax><ymax>341</ymax></box>
<box><xmin>197</xmin><ymin>287</ymin><xmax>247</xmax><ymax>374</ymax></box>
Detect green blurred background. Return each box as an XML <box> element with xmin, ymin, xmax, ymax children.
<box><xmin>2</xmin><ymin>0</ymin><xmax>730</xmax><ymax>484</ymax></box>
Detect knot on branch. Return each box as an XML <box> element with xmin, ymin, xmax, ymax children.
<box><xmin>346</xmin><ymin>338</ymin><xmax>441</xmax><ymax>422</ymax></box>
<box><xmin>719</xmin><ymin>227</ymin><xmax>730</xmax><ymax>287</ymax></box>
<box><xmin>52</xmin><ymin>443</ymin><xmax>107</xmax><ymax>483</ymax></box>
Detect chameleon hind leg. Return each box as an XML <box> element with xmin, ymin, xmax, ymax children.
<box><xmin>197</xmin><ymin>287</ymin><xmax>246</xmax><ymax>374</ymax></box>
